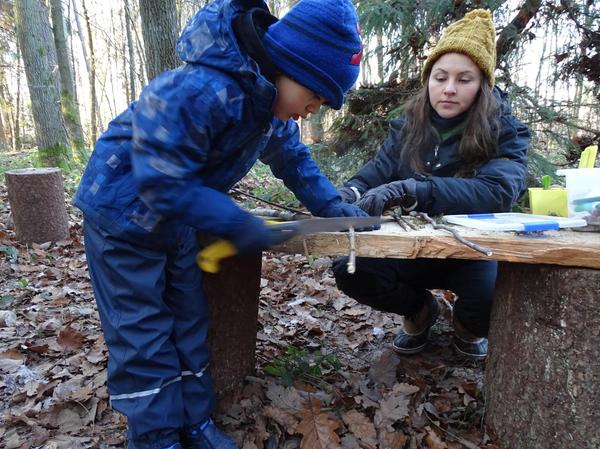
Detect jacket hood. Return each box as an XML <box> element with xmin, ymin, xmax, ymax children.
<box><xmin>176</xmin><ymin>0</ymin><xmax>270</xmax><ymax>87</ymax></box>
<box><xmin>493</xmin><ymin>86</ymin><xmax>513</xmax><ymax>116</ymax></box>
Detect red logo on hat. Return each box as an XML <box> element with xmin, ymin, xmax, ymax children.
<box><xmin>350</xmin><ymin>23</ymin><xmax>363</xmax><ymax>65</ymax></box>
<box><xmin>350</xmin><ymin>49</ymin><xmax>363</xmax><ymax>65</ymax></box>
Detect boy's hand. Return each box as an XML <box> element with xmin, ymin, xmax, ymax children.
<box><xmin>230</xmin><ymin>215</ymin><xmax>289</xmax><ymax>255</ymax></box>
<box><xmin>318</xmin><ymin>201</ymin><xmax>379</xmax><ymax>230</ymax></box>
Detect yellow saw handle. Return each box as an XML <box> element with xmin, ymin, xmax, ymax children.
<box><xmin>196</xmin><ymin>239</ymin><xmax>237</xmax><ymax>274</ymax></box>
<box><xmin>196</xmin><ymin>221</ymin><xmax>282</xmax><ymax>273</ymax></box>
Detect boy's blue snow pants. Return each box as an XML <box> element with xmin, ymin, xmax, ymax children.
<box><xmin>83</xmin><ymin>218</ymin><xmax>215</xmax><ymax>449</ymax></box>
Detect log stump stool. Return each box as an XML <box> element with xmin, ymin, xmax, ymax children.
<box><xmin>486</xmin><ymin>262</ymin><xmax>600</xmax><ymax>449</ymax></box>
<box><xmin>5</xmin><ymin>168</ymin><xmax>69</xmax><ymax>243</ymax></box>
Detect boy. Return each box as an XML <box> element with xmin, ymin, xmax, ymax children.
<box><xmin>74</xmin><ymin>0</ymin><xmax>366</xmax><ymax>448</ymax></box>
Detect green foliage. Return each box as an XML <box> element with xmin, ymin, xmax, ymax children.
<box><xmin>240</xmin><ymin>162</ymin><xmax>301</xmax><ymax>210</ymax></box>
<box><xmin>264</xmin><ymin>346</ymin><xmax>341</xmax><ymax>386</ymax></box>
<box><xmin>0</xmin><ymin>245</ymin><xmax>18</xmax><ymax>263</ymax></box>
<box><xmin>0</xmin><ymin>295</ymin><xmax>15</xmax><ymax>310</ymax></box>
<box><xmin>0</xmin><ymin>151</ymin><xmax>36</xmax><ymax>176</ymax></box>
<box><xmin>356</xmin><ymin>0</ymin><xmax>506</xmax><ymax>76</ymax></box>
<box><xmin>311</xmin><ymin>141</ymin><xmax>372</xmax><ymax>186</ymax></box>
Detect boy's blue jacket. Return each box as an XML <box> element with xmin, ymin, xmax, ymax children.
<box><xmin>344</xmin><ymin>88</ymin><xmax>530</xmax><ymax>215</ymax></box>
<box><xmin>74</xmin><ymin>0</ymin><xmax>340</xmax><ymax>241</ymax></box>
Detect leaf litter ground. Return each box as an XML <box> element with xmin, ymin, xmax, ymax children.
<box><xmin>0</xmin><ymin>184</ymin><xmax>500</xmax><ymax>449</ymax></box>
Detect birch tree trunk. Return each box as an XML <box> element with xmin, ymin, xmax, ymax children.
<box><xmin>139</xmin><ymin>0</ymin><xmax>180</xmax><ymax>81</ymax></box>
<box><xmin>14</xmin><ymin>0</ymin><xmax>71</xmax><ymax>168</ymax></box>
<box><xmin>50</xmin><ymin>0</ymin><xmax>87</xmax><ymax>160</ymax></box>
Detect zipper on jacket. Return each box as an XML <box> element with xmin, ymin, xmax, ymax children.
<box><xmin>434</xmin><ymin>145</ymin><xmax>439</xmax><ymax>160</ymax></box>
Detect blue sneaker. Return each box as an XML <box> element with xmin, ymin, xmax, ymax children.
<box><xmin>164</xmin><ymin>445</ymin><xmax>184</xmax><ymax>449</ymax></box>
<box><xmin>183</xmin><ymin>418</ymin><xmax>238</xmax><ymax>449</ymax></box>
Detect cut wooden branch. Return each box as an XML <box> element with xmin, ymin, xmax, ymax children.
<box><xmin>410</xmin><ymin>212</ymin><xmax>493</xmax><ymax>257</ymax></box>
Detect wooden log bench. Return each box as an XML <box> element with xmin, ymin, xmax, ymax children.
<box><xmin>203</xmin><ymin>222</ymin><xmax>600</xmax><ymax>449</ymax></box>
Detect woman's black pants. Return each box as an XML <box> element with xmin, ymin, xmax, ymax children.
<box><xmin>332</xmin><ymin>257</ymin><xmax>498</xmax><ymax>337</ymax></box>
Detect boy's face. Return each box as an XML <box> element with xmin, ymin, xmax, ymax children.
<box><xmin>273</xmin><ymin>76</ymin><xmax>326</xmax><ymax>121</ymax></box>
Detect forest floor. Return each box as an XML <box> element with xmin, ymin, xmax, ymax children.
<box><xmin>0</xmin><ymin>181</ymin><xmax>499</xmax><ymax>449</ymax></box>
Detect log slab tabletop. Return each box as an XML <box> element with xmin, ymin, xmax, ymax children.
<box><xmin>274</xmin><ymin>220</ymin><xmax>600</xmax><ymax>269</ymax></box>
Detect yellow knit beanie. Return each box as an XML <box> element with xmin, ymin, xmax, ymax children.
<box><xmin>421</xmin><ymin>9</ymin><xmax>496</xmax><ymax>85</ymax></box>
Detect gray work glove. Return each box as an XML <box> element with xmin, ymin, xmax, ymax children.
<box><xmin>356</xmin><ymin>179</ymin><xmax>418</xmax><ymax>216</ymax></box>
<box><xmin>338</xmin><ymin>186</ymin><xmax>361</xmax><ymax>204</ymax></box>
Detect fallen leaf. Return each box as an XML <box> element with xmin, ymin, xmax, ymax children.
<box><xmin>374</xmin><ymin>391</ymin><xmax>410</xmax><ymax>431</ymax></box>
<box><xmin>424</xmin><ymin>426</ymin><xmax>448</xmax><ymax>449</ymax></box>
<box><xmin>57</xmin><ymin>325</ymin><xmax>84</xmax><ymax>351</ymax></box>
<box><xmin>263</xmin><ymin>405</ymin><xmax>299</xmax><ymax>434</ymax></box>
<box><xmin>368</xmin><ymin>349</ymin><xmax>399</xmax><ymax>388</ymax></box>
<box><xmin>297</xmin><ymin>400</ymin><xmax>343</xmax><ymax>449</ymax></box>
<box><xmin>342</xmin><ymin>409</ymin><xmax>377</xmax><ymax>447</ymax></box>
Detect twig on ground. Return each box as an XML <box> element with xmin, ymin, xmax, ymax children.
<box><xmin>410</xmin><ymin>212</ymin><xmax>493</xmax><ymax>256</ymax></box>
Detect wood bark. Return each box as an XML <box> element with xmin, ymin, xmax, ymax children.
<box><xmin>124</xmin><ymin>0</ymin><xmax>136</xmax><ymax>101</ymax></box>
<box><xmin>486</xmin><ymin>263</ymin><xmax>600</xmax><ymax>449</ymax></box>
<box><xmin>14</xmin><ymin>0</ymin><xmax>71</xmax><ymax>165</ymax></box>
<box><xmin>201</xmin><ymin>251</ymin><xmax>262</xmax><ymax>397</ymax></box>
<box><xmin>496</xmin><ymin>0</ymin><xmax>543</xmax><ymax>64</ymax></box>
<box><xmin>50</xmin><ymin>0</ymin><xmax>86</xmax><ymax>154</ymax></box>
<box><xmin>139</xmin><ymin>0</ymin><xmax>180</xmax><ymax>81</ymax></box>
<box><xmin>5</xmin><ymin>168</ymin><xmax>70</xmax><ymax>243</ymax></box>
<box><xmin>80</xmin><ymin>0</ymin><xmax>99</xmax><ymax>144</ymax></box>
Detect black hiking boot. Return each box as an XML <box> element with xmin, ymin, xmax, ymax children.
<box><xmin>393</xmin><ymin>292</ymin><xmax>440</xmax><ymax>355</ymax></box>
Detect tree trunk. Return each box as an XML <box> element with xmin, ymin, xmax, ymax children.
<box><xmin>14</xmin><ymin>44</ymin><xmax>22</xmax><ymax>152</ymax></box>
<box><xmin>496</xmin><ymin>0</ymin><xmax>543</xmax><ymax>64</ymax></box>
<box><xmin>50</xmin><ymin>0</ymin><xmax>87</xmax><ymax>160</ymax></box>
<box><xmin>14</xmin><ymin>0</ymin><xmax>71</xmax><ymax>168</ymax></box>
<box><xmin>0</xmin><ymin>106</ymin><xmax>6</xmax><ymax>151</ymax></box>
<box><xmin>80</xmin><ymin>0</ymin><xmax>99</xmax><ymax>144</ymax></box>
<box><xmin>201</xmin><ymin>251</ymin><xmax>262</xmax><ymax>397</ymax></box>
<box><xmin>0</xmin><ymin>73</ymin><xmax>12</xmax><ymax>152</ymax></box>
<box><xmin>139</xmin><ymin>0</ymin><xmax>180</xmax><ymax>81</ymax></box>
<box><xmin>124</xmin><ymin>0</ymin><xmax>137</xmax><ymax>100</ymax></box>
<box><xmin>485</xmin><ymin>263</ymin><xmax>600</xmax><ymax>449</ymax></box>
<box><xmin>5</xmin><ymin>168</ymin><xmax>70</xmax><ymax>243</ymax></box>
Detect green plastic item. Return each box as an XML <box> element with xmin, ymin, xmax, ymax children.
<box><xmin>541</xmin><ymin>175</ymin><xmax>552</xmax><ymax>190</ymax></box>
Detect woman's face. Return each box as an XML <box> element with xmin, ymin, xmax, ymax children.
<box><xmin>272</xmin><ymin>75</ymin><xmax>326</xmax><ymax>121</ymax></box>
<box><xmin>428</xmin><ymin>52</ymin><xmax>483</xmax><ymax>118</ymax></box>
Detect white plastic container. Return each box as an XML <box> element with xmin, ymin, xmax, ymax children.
<box><xmin>556</xmin><ymin>168</ymin><xmax>600</xmax><ymax>217</ymax></box>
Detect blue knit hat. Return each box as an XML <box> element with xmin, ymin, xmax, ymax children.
<box><xmin>262</xmin><ymin>0</ymin><xmax>362</xmax><ymax>110</ymax></box>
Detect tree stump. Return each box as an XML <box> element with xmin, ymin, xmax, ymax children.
<box><xmin>5</xmin><ymin>168</ymin><xmax>70</xmax><ymax>243</ymax></box>
<box><xmin>202</xmin><ymin>252</ymin><xmax>262</xmax><ymax>397</ymax></box>
<box><xmin>486</xmin><ymin>262</ymin><xmax>600</xmax><ymax>449</ymax></box>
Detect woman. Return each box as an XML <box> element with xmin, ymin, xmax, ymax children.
<box><xmin>334</xmin><ymin>9</ymin><xmax>530</xmax><ymax>359</ymax></box>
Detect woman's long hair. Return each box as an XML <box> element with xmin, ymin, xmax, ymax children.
<box><xmin>400</xmin><ymin>80</ymin><xmax>500</xmax><ymax>177</ymax></box>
